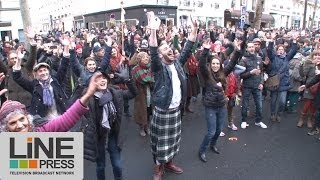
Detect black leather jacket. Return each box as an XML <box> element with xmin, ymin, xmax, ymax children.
<box><xmin>149</xmin><ymin>40</ymin><xmax>195</xmax><ymax>109</ymax></box>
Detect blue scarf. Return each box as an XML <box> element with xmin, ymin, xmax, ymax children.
<box><xmin>40</xmin><ymin>76</ymin><xmax>54</xmax><ymax>106</ymax></box>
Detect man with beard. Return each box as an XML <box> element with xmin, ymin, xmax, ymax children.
<box><xmin>148</xmin><ymin>11</ymin><xmax>197</xmax><ymax>180</ymax></box>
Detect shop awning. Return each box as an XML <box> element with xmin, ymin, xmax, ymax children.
<box><xmin>0</xmin><ymin>21</ymin><xmax>12</xmax><ymax>27</ymax></box>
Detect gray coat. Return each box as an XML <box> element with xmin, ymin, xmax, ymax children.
<box><xmin>289</xmin><ymin>54</ymin><xmax>304</xmax><ymax>92</ymax></box>
<box><xmin>299</xmin><ymin>59</ymin><xmax>316</xmax><ymax>99</ymax></box>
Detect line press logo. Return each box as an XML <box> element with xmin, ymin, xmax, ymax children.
<box><xmin>0</xmin><ymin>132</ymin><xmax>83</xmax><ymax>180</ymax></box>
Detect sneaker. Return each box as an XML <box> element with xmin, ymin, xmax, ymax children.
<box><xmin>241</xmin><ymin>122</ymin><xmax>249</xmax><ymax>129</ymax></box>
<box><xmin>228</xmin><ymin>123</ymin><xmax>238</xmax><ymax>131</ymax></box>
<box><xmin>307</xmin><ymin>128</ymin><xmax>319</xmax><ymax>136</ymax></box>
<box><xmin>139</xmin><ymin>128</ymin><xmax>146</xmax><ymax>137</ymax></box>
<box><xmin>255</xmin><ymin>122</ymin><xmax>268</xmax><ymax>129</ymax></box>
<box><xmin>219</xmin><ymin>132</ymin><xmax>226</xmax><ymax>137</ymax></box>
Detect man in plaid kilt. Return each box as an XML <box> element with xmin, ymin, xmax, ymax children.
<box><xmin>147</xmin><ymin>11</ymin><xmax>198</xmax><ymax>180</ymax></box>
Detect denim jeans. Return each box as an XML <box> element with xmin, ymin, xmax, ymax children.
<box><xmin>96</xmin><ymin>131</ymin><xmax>122</xmax><ymax>180</ymax></box>
<box><xmin>241</xmin><ymin>87</ymin><xmax>262</xmax><ymax>123</ymax></box>
<box><xmin>287</xmin><ymin>92</ymin><xmax>300</xmax><ymax>112</ymax></box>
<box><xmin>270</xmin><ymin>90</ymin><xmax>287</xmax><ymax>115</ymax></box>
<box><xmin>199</xmin><ymin>106</ymin><xmax>226</xmax><ymax>154</ymax></box>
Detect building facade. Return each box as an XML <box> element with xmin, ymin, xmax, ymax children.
<box><xmin>83</xmin><ymin>5</ymin><xmax>177</xmax><ymax>29</ymax></box>
<box><xmin>0</xmin><ymin>0</ymin><xmax>23</xmax><ymax>42</ymax></box>
<box><xmin>31</xmin><ymin>0</ymin><xmax>320</xmax><ymax>31</ymax></box>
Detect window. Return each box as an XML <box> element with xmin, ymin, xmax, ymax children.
<box><xmin>91</xmin><ymin>21</ymin><xmax>104</xmax><ymax>29</ymax></box>
<box><xmin>198</xmin><ymin>1</ymin><xmax>203</xmax><ymax>7</ymax></box>
<box><xmin>183</xmin><ymin>0</ymin><xmax>190</xmax><ymax>6</ymax></box>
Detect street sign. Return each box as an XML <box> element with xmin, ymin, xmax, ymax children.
<box><xmin>241</xmin><ymin>6</ymin><xmax>246</xmax><ymax>15</ymax></box>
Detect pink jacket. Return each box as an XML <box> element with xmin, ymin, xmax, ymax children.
<box><xmin>35</xmin><ymin>100</ymin><xmax>89</xmax><ymax>132</ymax></box>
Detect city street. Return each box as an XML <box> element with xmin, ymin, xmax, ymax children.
<box><xmin>83</xmin><ymin>97</ymin><xmax>320</xmax><ymax>180</ymax></box>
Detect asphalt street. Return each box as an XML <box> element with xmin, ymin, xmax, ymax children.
<box><xmin>83</xmin><ymin>97</ymin><xmax>320</xmax><ymax>180</ymax></box>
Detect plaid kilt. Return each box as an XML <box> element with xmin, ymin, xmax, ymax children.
<box><xmin>150</xmin><ymin>107</ymin><xmax>181</xmax><ymax>163</ymax></box>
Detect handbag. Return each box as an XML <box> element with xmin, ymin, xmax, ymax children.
<box><xmin>265</xmin><ymin>74</ymin><xmax>280</xmax><ymax>91</ymax></box>
<box><xmin>309</xmin><ymin>82</ymin><xmax>319</xmax><ymax>95</ymax></box>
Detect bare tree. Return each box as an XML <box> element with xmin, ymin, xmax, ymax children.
<box><xmin>310</xmin><ymin>0</ymin><xmax>318</xmax><ymax>29</ymax></box>
<box><xmin>19</xmin><ymin>0</ymin><xmax>32</xmax><ymax>46</ymax></box>
<box><xmin>253</xmin><ymin>0</ymin><xmax>263</xmax><ymax>30</ymax></box>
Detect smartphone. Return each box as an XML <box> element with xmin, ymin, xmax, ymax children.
<box><xmin>50</xmin><ymin>45</ymin><xmax>57</xmax><ymax>49</ymax></box>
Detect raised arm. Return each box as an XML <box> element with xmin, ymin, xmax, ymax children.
<box><xmin>199</xmin><ymin>40</ymin><xmax>211</xmax><ymax>80</ymax></box>
<box><xmin>147</xmin><ymin>12</ymin><xmax>162</xmax><ymax>73</ymax></box>
<box><xmin>177</xmin><ymin>16</ymin><xmax>198</xmax><ymax>65</ymax></box>
<box><xmin>224</xmin><ymin>41</ymin><xmax>241</xmax><ymax>76</ymax></box>
<box><xmin>70</xmin><ymin>49</ymin><xmax>83</xmax><ymax>77</ymax></box>
<box><xmin>100</xmin><ymin>36</ymin><xmax>112</xmax><ymax>72</ymax></box>
<box><xmin>24</xmin><ymin>27</ymin><xmax>37</xmax><ymax>72</ymax></box>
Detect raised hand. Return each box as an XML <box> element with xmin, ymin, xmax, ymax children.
<box><xmin>105</xmin><ymin>35</ymin><xmax>113</xmax><ymax>47</ymax></box>
<box><xmin>202</xmin><ymin>38</ymin><xmax>212</xmax><ymax>49</ymax></box>
<box><xmin>190</xmin><ymin>15</ymin><xmax>199</xmax><ymax>30</ymax></box>
<box><xmin>86</xmin><ymin>72</ymin><xmax>102</xmax><ymax>95</ymax></box>
<box><xmin>147</xmin><ymin>11</ymin><xmax>160</xmax><ymax>30</ymax></box>
<box><xmin>115</xmin><ymin>64</ymin><xmax>129</xmax><ymax>81</ymax></box>
<box><xmin>234</xmin><ymin>39</ymin><xmax>241</xmax><ymax>51</ymax></box>
<box><xmin>59</xmin><ymin>34</ymin><xmax>71</xmax><ymax>47</ymax></box>
<box><xmin>25</xmin><ymin>26</ymin><xmax>36</xmax><ymax>40</ymax></box>
<box><xmin>13</xmin><ymin>54</ymin><xmax>22</xmax><ymax>70</ymax></box>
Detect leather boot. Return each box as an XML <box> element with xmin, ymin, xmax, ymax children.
<box><xmin>297</xmin><ymin>113</ymin><xmax>307</xmax><ymax>128</ymax></box>
<box><xmin>164</xmin><ymin>160</ymin><xmax>183</xmax><ymax>174</ymax></box>
<box><xmin>153</xmin><ymin>165</ymin><xmax>164</xmax><ymax>180</ymax></box>
<box><xmin>307</xmin><ymin>114</ymin><xmax>315</xmax><ymax>128</ymax></box>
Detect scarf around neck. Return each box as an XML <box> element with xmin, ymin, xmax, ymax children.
<box><xmin>39</xmin><ymin>76</ymin><xmax>54</xmax><ymax>106</ymax></box>
<box><xmin>132</xmin><ymin>63</ymin><xmax>154</xmax><ymax>85</ymax></box>
<box><xmin>94</xmin><ymin>91</ymin><xmax>117</xmax><ymax>130</ymax></box>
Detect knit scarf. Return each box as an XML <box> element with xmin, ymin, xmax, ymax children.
<box><xmin>95</xmin><ymin>91</ymin><xmax>117</xmax><ymax>130</ymax></box>
<box><xmin>132</xmin><ymin>63</ymin><xmax>154</xmax><ymax>85</ymax></box>
<box><xmin>39</xmin><ymin>76</ymin><xmax>54</xmax><ymax>106</ymax></box>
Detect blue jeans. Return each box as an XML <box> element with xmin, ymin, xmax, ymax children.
<box><xmin>96</xmin><ymin>131</ymin><xmax>122</xmax><ymax>180</ymax></box>
<box><xmin>199</xmin><ymin>106</ymin><xmax>226</xmax><ymax>154</ymax></box>
<box><xmin>270</xmin><ymin>90</ymin><xmax>287</xmax><ymax>115</ymax></box>
<box><xmin>241</xmin><ymin>87</ymin><xmax>262</xmax><ymax>123</ymax></box>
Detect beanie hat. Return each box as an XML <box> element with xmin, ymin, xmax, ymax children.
<box><xmin>75</xmin><ymin>44</ymin><xmax>83</xmax><ymax>50</ymax></box>
<box><xmin>134</xmin><ymin>35</ymin><xmax>140</xmax><ymax>41</ymax></box>
<box><xmin>0</xmin><ymin>100</ymin><xmax>26</xmax><ymax>122</ymax></box>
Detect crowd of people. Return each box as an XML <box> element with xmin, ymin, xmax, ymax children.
<box><xmin>0</xmin><ymin>11</ymin><xmax>320</xmax><ymax>180</ymax></box>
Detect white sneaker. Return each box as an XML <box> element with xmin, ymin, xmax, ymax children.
<box><xmin>241</xmin><ymin>122</ymin><xmax>249</xmax><ymax>129</ymax></box>
<box><xmin>255</xmin><ymin>122</ymin><xmax>268</xmax><ymax>129</ymax></box>
<box><xmin>220</xmin><ymin>132</ymin><xmax>226</xmax><ymax>137</ymax></box>
<box><xmin>139</xmin><ymin>129</ymin><xmax>146</xmax><ymax>137</ymax></box>
<box><xmin>228</xmin><ymin>123</ymin><xmax>238</xmax><ymax>131</ymax></box>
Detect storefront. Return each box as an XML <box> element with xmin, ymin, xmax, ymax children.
<box><xmin>224</xmin><ymin>9</ymin><xmax>274</xmax><ymax>28</ymax></box>
<box><xmin>84</xmin><ymin>5</ymin><xmax>177</xmax><ymax>29</ymax></box>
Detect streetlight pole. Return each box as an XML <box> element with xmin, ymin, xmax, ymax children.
<box><xmin>302</xmin><ymin>0</ymin><xmax>308</xmax><ymax>29</ymax></box>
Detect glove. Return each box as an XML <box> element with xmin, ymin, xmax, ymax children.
<box><xmin>114</xmin><ymin>64</ymin><xmax>129</xmax><ymax>82</ymax></box>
